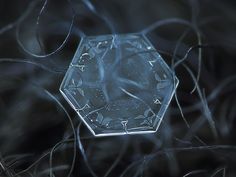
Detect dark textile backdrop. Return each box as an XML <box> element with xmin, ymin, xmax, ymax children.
<box><xmin>0</xmin><ymin>0</ymin><xmax>236</xmax><ymax>177</ymax></box>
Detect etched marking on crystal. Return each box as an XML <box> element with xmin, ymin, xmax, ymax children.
<box><xmin>78</xmin><ymin>103</ymin><xmax>90</xmax><ymax>111</ymax></box>
<box><xmin>97</xmin><ymin>40</ymin><xmax>108</xmax><ymax>49</ymax></box>
<box><xmin>71</xmin><ymin>64</ymin><xmax>86</xmax><ymax>72</ymax></box>
<box><xmin>96</xmin><ymin>113</ymin><xmax>104</xmax><ymax>124</ymax></box>
<box><xmin>79</xmin><ymin>52</ymin><xmax>91</xmax><ymax>62</ymax></box>
<box><xmin>110</xmin><ymin>35</ymin><xmax>118</xmax><ymax>49</ymax></box>
<box><xmin>154</xmin><ymin>98</ymin><xmax>161</xmax><ymax>105</ymax></box>
<box><xmin>121</xmin><ymin>120</ymin><xmax>128</xmax><ymax>133</ymax></box>
<box><xmin>148</xmin><ymin>59</ymin><xmax>157</xmax><ymax>67</ymax></box>
<box><xmin>69</xmin><ymin>77</ymin><xmax>82</xmax><ymax>88</ymax></box>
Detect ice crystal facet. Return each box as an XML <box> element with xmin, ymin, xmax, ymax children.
<box><xmin>60</xmin><ymin>33</ymin><xmax>178</xmax><ymax>136</ymax></box>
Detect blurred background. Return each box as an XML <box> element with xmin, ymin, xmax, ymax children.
<box><xmin>0</xmin><ymin>0</ymin><xmax>236</xmax><ymax>176</ymax></box>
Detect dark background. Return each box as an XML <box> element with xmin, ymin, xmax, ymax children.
<box><xmin>0</xmin><ymin>0</ymin><xmax>236</xmax><ymax>177</ymax></box>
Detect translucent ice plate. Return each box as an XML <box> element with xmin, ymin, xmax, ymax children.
<box><xmin>60</xmin><ymin>33</ymin><xmax>178</xmax><ymax>136</ymax></box>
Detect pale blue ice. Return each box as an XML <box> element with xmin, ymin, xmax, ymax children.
<box><xmin>60</xmin><ymin>33</ymin><xmax>178</xmax><ymax>136</ymax></box>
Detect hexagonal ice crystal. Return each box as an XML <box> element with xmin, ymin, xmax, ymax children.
<box><xmin>60</xmin><ymin>33</ymin><xmax>178</xmax><ymax>136</ymax></box>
